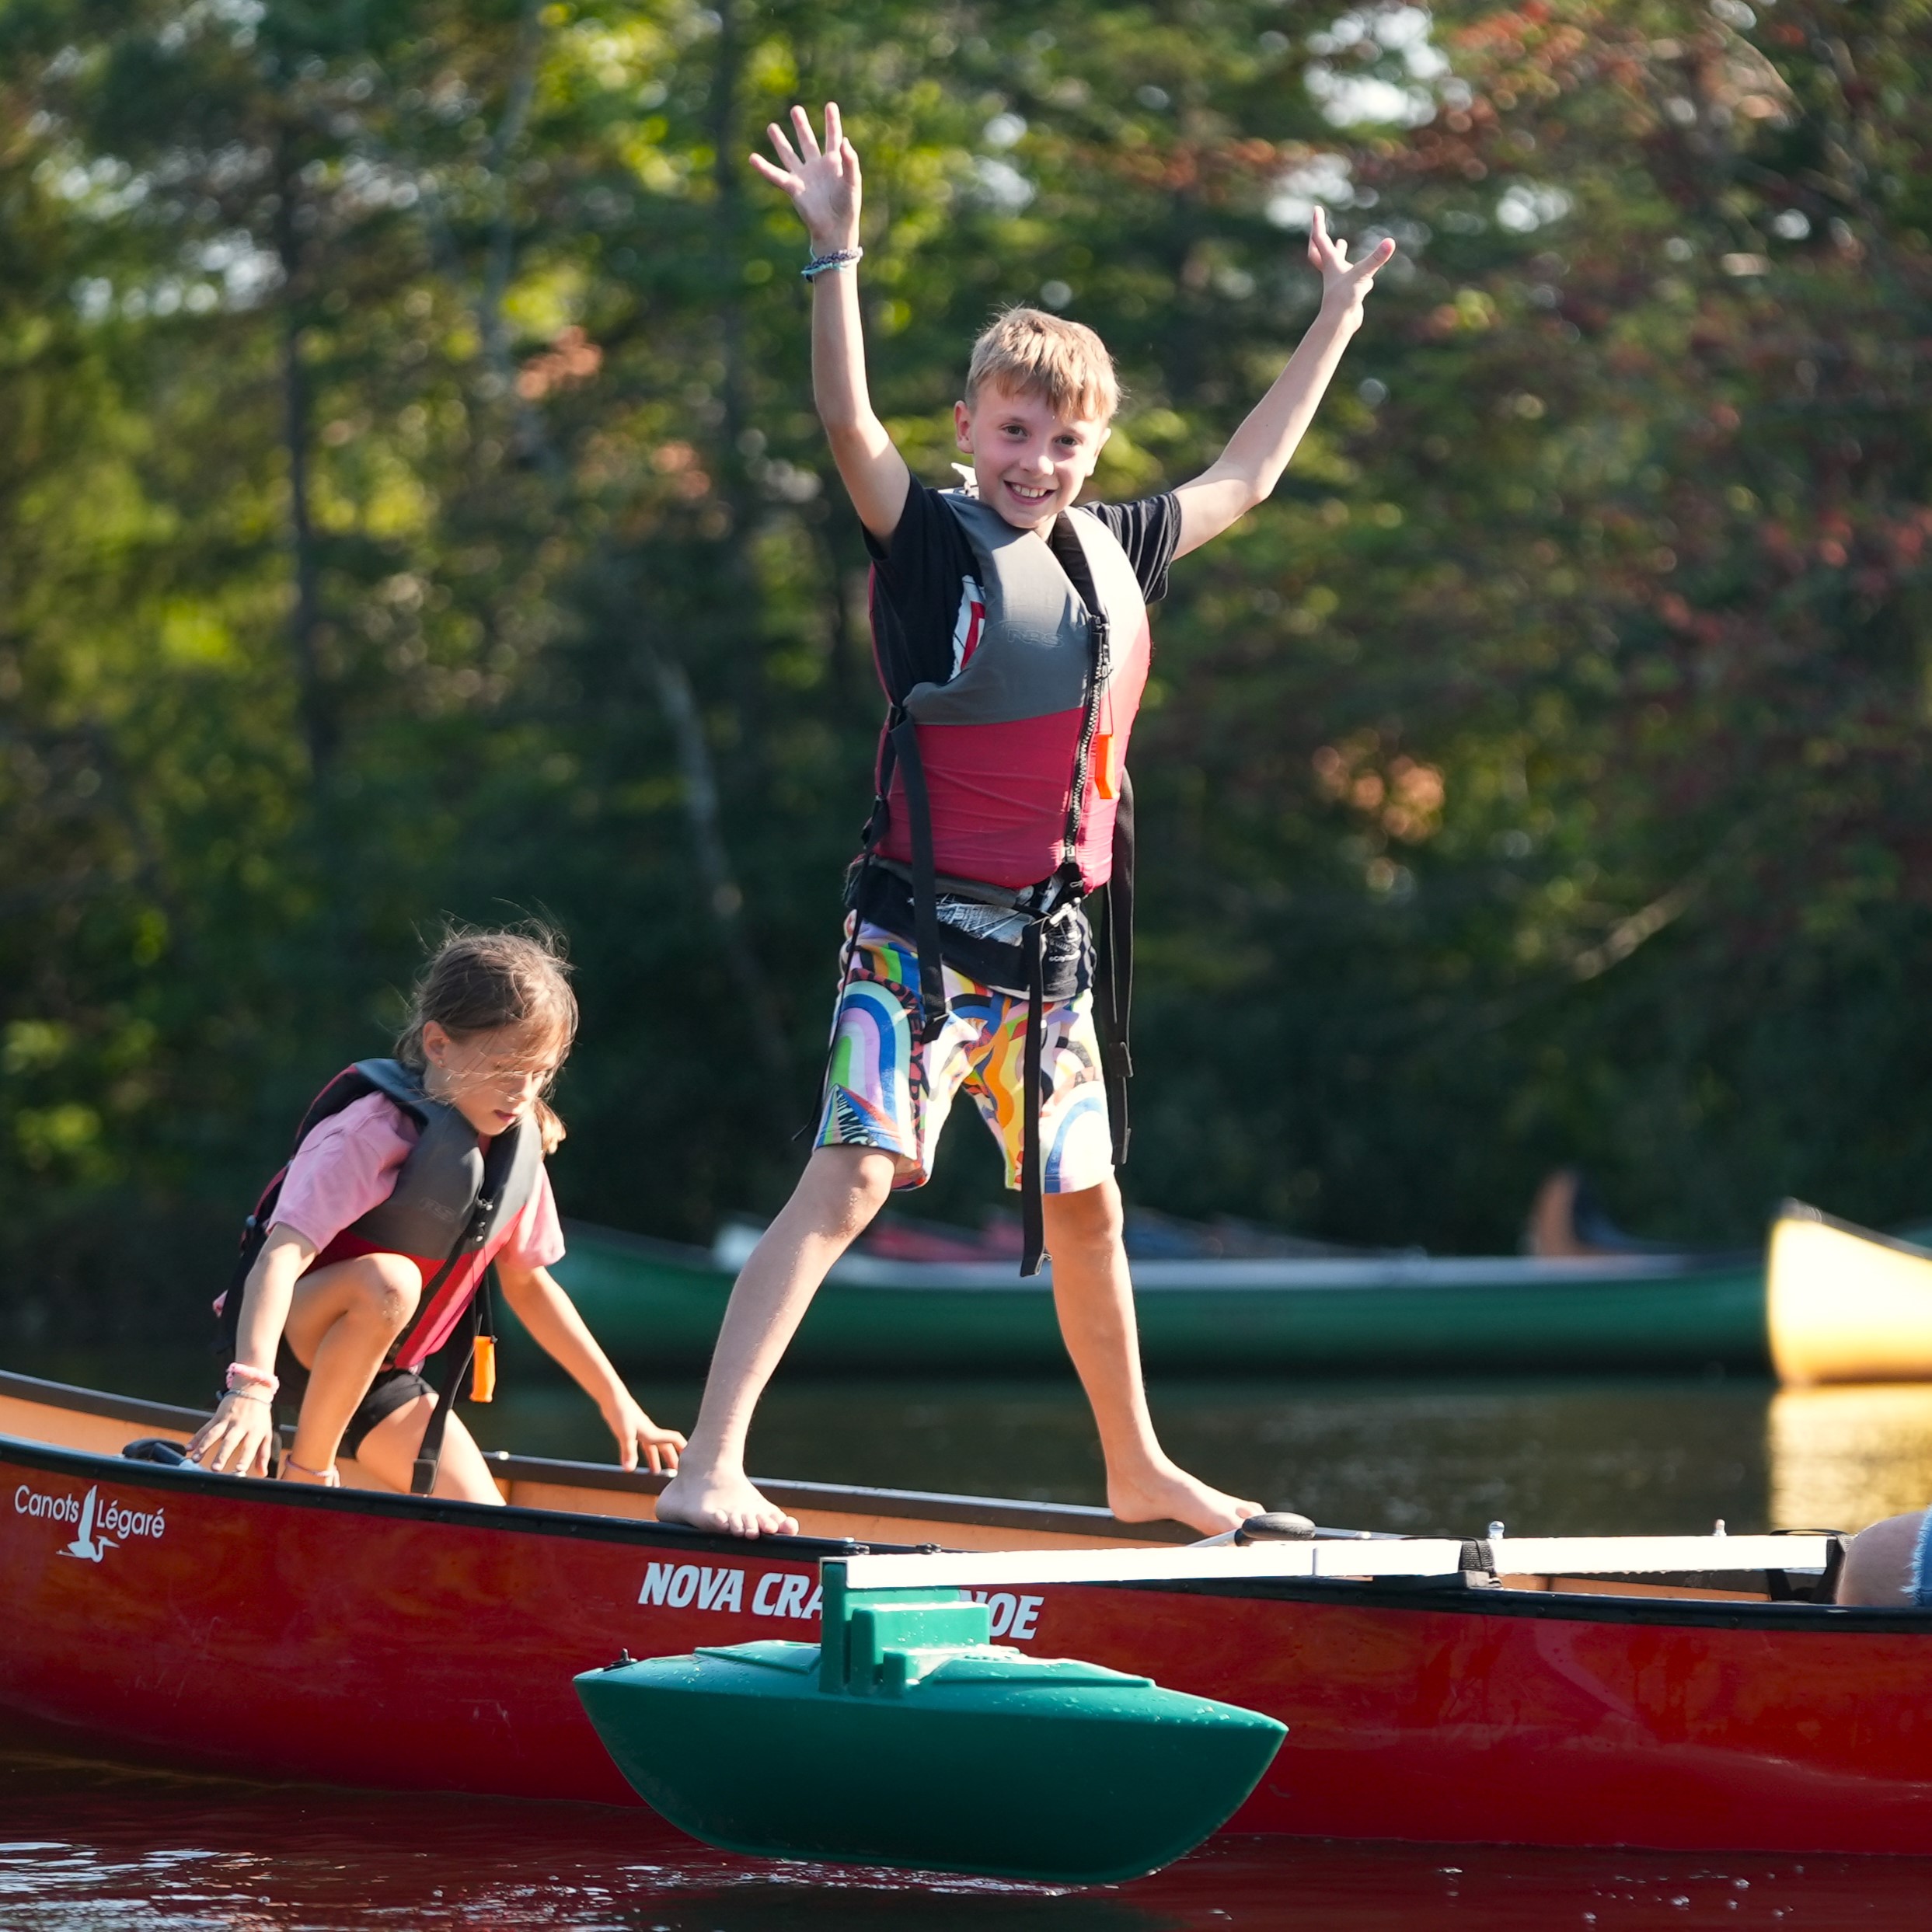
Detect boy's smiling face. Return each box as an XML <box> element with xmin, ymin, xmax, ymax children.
<box><xmin>954</xmin><ymin>382</ymin><xmax>1111</xmax><ymax>532</ymax></box>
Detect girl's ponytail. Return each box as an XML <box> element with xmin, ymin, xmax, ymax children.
<box><xmin>531</xmin><ymin>1096</ymin><xmax>568</xmax><ymax>1156</ymax></box>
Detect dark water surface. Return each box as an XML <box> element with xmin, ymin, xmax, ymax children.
<box><xmin>10</xmin><ymin>1349</ymin><xmax>1932</xmax><ymax>1924</ymax></box>
<box><xmin>4</xmin><ymin>1752</ymin><xmax>1929</xmax><ymax>1930</ymax></box>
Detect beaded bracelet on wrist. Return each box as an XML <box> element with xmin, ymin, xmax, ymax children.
<box><xmin>801</xmin><ymin>246</ymin><xmax>863</xmax><ymax>281</ymax></box>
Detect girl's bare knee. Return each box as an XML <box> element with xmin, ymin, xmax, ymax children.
<box><xmin>352</xmin><ymin>1254</ymin><xmax>424</xmax><ymax>1332</ymax></box>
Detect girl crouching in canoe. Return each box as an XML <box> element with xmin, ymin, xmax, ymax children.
<box><xmin>187</xmin><ymin>926</ymin><xmax>685</xmax><ymax>1496</ymax></box>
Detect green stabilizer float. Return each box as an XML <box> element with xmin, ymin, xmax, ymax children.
<box><xmin>574</xmin><ymin>1558</ymin><xmax>1285</xmax><ymax>1885</ymax></box>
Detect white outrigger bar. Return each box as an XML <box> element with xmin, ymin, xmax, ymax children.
<box><xmin>840</xmin><ymin>1531</ymin><xmax>1837</xmax><ymax>1592</ymax></box>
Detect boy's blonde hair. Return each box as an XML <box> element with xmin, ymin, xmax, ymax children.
<box><xmin>965</xmin><ymin>307</ymin><xmax>1120</xmax><ymax>424</ymax></box>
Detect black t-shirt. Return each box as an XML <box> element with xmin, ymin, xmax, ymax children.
<box><xmin>866</xmin><ymin>476</ymin><xmax>1182</xmax><ymax>704</ymax></box>
<box><xmin>855</xmin><ymin>477</ymin><xmax>1181</xmax><ymax>997</ymax></box>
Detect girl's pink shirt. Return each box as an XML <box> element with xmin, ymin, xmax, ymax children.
<box><xmin>272</xmin><ymin>1090</ymin><xmax>565</xmax><ymax>1270</ymax></box>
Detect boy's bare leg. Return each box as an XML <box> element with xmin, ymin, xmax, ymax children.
<box><xmin>658</xmin><ymin>1144</ymin><xmax>898</xmax><ymax>1536</ymax></box>
<box><xmin>1043</xmin><ymin>1178</ymin><xmax>1262</xmax><ymax>1536</ymax></box>
<box><xmin>281</xmin><ymin>1254</ymin><xmax>425</xmax><ymax>1481</ymax></box>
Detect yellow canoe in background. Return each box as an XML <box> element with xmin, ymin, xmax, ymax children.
<box><xmin>1768</xmin><ymin>1201</ymin><xmax>1932</xmax><ymax>1385</ymax></box>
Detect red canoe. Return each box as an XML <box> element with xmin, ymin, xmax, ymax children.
<box><xmin>4</xmin><ymin>1367</ymin><xmax>1930</xmax><ymax>1855</ymax></box>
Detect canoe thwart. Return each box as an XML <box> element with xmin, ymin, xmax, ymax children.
<box><xmin>833</xmin><ymin>1532</ymin><xmax>1838</xmax><ymax>1592</ymax></box>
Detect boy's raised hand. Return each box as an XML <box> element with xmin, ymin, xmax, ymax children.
<box><xmin>1170</xmin><ymin>206</ymin><xmax>1398</xmax><ymax>557</ymax></box>
<box><xmin>750</xmin><ymin>103</ymin><xmax>861</xmax><ymax>253</ymax></box>
<box><xmin>752</xmin><ymin>99</ymin><xmax>908</xmax><ymax>543</ymax></box>
<box><xmin>1309</xmin><ymin>204</ymin><xmax>1397</xmax><ymax>311</ymax></box>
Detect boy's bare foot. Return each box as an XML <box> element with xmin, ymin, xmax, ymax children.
<box><xmin>657</xmin><ymin>1466</ymin><xmax>800</xmax><ymax>1539</ymax></box>
<box><xmin>1107</xmin><ymin>1463</ymin><xmax>1261</xmax><ymax>1538</ymax></box>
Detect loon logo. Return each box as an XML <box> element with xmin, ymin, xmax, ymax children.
<box><xmin>60</xmin><ymin>1487</ymin><xmax>115</xmax><ymax>1562</ymax></box>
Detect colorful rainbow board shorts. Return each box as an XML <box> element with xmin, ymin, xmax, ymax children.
<box><xmin>814</xmin><ymin>922</ymin><xmax>1114</xmax><ymax>1195</ymax></box>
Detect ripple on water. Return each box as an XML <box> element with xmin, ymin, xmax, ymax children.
<box><xmin>3</xmin><ymin>1752</ymin><xmax>1932</xmax><ymax>1930</ymax></box>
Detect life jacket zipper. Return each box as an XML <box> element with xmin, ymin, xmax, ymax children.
<box><xmin>1062</xmin><ymin>615</ymin><xmax>1107</xmax><ymax>869</ymax></box>
<box><xmin>1058</xmin><ymin>522</ymin><xmax>1112</xmax><ymax>874</ymax></box>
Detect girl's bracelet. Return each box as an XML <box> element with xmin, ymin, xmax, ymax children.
<box><xmin>226</xmin><ymin>1362</ymin><xmax>279</xmax><ymax>1397</ymax></box>
<box><xmin>801</xmin><ymin>246</ymin><xmax>863</xmax><ymax>281</ymax></box>
<box><xmin>223</xmin><ymin>1387</ymin><xmax>271</xmax><ymax>1406</ymax></box>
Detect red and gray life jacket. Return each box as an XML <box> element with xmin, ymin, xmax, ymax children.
<box><xmin>873</xmin><ymin>494</ymin><xmax>1152</xmax><ymax>898</ymax></box>
<box><xmin>854</xmin><ymin>494</ymin><xmax>1149</xmax><ymax>1275</ymax></box>
<box><xmin>216</xmin><ymin>1058</ymin><xmax>541</xmax><ymax>1491</ymax></box>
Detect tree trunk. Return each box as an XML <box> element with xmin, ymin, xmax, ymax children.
<box><xmin>274</xmin><ymin>170</ymin><xmax>331</xmax><ymax>774</ymax></box>
<box><xmin>640</xmin><ymin>647</ymin><xmax>793</xmax><ymax>1085</ymax></box>
<box><xmin>459</xmin><ymin>5</ymin><xmax>793</xmax><ymax>1094</ymax></box>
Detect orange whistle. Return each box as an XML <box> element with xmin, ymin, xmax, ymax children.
<box><xmin>470</xmin><ymin>1334</ymin><xmax>497</xmax><ymax>1404</ymax></box>
<box><xmin>1093</xmin><ymin>734</ymin><xmax>1117</xmax><ymax>799</ymax></box>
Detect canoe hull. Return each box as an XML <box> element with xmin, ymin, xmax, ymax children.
<box><xmin>541</xmin><ymin>1228</ymin><xmax>1770</xmax><ymax>1376</ymax></box>
<box><xmin>6</xmin><ymin>1428</ymin><xmax>1932</xmax><ymax>1855</ymax></box>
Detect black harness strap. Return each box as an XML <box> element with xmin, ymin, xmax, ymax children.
<box><xmin>1094</xmin><ymin>769</ymin><xmax>1136</xmax><ymax>1169</ymax></box>
<box><xmin>807</xmin><ymin>710</ymin><xmax>927</xmax><ymax>1146</ymax></box>
<box><xmin>406</xmin><ymin>1134</ymin><xmax>524</xmax><ymax>1495</ymax></box>
<box><xmin>1020</xmin><ymin>919</ymin><xmax>1048</xmax><ymax>1278</ymax></box>
<box><xmin>888</xmin><ymin>714</ymin><xmax>953</xmax><ymax>1043</ymax></box>
<box><xmin>409</xmin><ymin>1285</ymin><xmax>481</xmax><ymax>1496</ymax></box>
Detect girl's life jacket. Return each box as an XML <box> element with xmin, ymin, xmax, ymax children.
<box><xmin>854</xmin><ymin>496</ymin><xmax>1148</xmax><ymax>1275</ymax></box>
<box><xmin>216</xmin><ymin>1058</ymin><xmax>542</xmax><ymax>1490</ymax></box>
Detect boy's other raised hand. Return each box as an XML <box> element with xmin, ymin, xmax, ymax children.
<box><xmin>750</xmin><ymin>103</ymin><xmax>861</xmax><ymax>253</ymax></box>
<box><xmin>1309</xmin><ymin>204</ymin><xmax>1397</xmax><ymax>313</ymax></box>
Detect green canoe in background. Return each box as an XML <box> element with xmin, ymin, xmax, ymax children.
<box><xmin>516</xmin><ymin>1220</ymin><xmax>1771</xmax><ymax>1376</ymax></box>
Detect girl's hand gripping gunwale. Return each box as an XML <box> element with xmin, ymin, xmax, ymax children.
<box><xmin>187</xmin><ymin>1387</ymin><xmax>277</xmax><ymax>1478</ymax></box>
<box><xmin>602</xmin><ymin>1390</ymin><xmax>688</xmax><ymax>1476</ymax></box>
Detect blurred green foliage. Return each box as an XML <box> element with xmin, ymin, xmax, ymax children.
<box><xmin>5</xmin><ymin>0</ymin><xmax>1932</xmax><ymax>1336</ymax></box>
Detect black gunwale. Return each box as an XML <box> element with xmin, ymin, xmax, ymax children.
<box><xmin>2</xmin><ymin>1431</ymin><xmax>874</xmax><ymax>1563</ymax></box>
<box><xmin>6</xmin><ymin>1424</ymin><xmax>1923</xmax><ymax>1634</ymax></box>
<box><xmin>0</xmin><ymin>1366</ymin><xmax>1194</xmax><ymax>1543</ymax></box>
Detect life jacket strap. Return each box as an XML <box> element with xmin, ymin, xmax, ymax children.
<box><xmin>409</xmin><ymin>1303</ymin><xmax>476</xmax><ymax>1496</ymax></box>
<box><xmin>406</xmin><ymin>1139</ymin><xmax>524</xmax><ymax>1495</ymax></box>
<box><xmin>863</xmin><ymin>855</ymin><xmax>1083</xmax><ymax>919</ymax></box>
<box><xmin>1020</xmin><ymin>920</ymin><xmax>1047</xmax><ymax>1278</ymax></box>
<box><xmin>887</xmin><ymin>713</ymin><xmax>953</xmax><ymax>1043</ymax></box>
<box><xmin>1094</xmin><ymin>768</ymin><xmax>1136</xmax><ymax>1170</ymax></box>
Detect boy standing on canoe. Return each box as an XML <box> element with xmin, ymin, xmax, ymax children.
<box><xmin>659</xmin><ymin>103</ymin><xmax>1392</xmax><ymax>1539</ymax></box>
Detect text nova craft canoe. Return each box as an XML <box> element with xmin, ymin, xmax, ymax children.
<box><xmin>7</xmin><ymin>1368</ymin><xmax>1932</xmax><ymax>1857</ymax></box>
